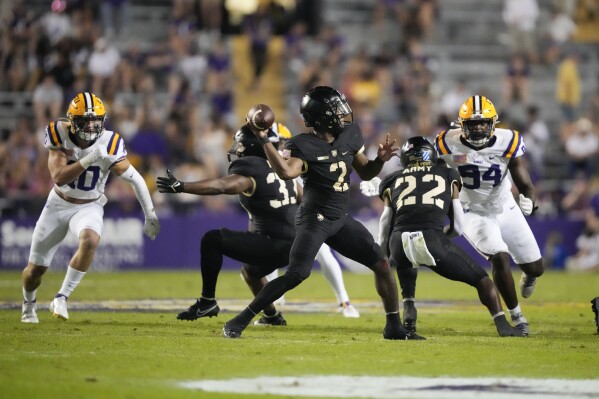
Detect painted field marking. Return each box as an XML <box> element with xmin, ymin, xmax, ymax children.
<box><xmin>179</xmin><ymin>375</ymin><xmax>599</xmax><ymax>399</ymax></box>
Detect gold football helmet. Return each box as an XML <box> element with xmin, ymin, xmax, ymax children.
<box><xmin>271</xmin><ymin>122</ymin><xmax>292</xmax><ymax>140</ymax></box>
<box><xmin>67</xmin><ymin>92</ymin><xmax>107</xmax><ymax>142</ymax></box>
<box><xmin>458</xmin><ymin>95</ymin><xmax>498</xmax><ymax>146</ymax></box>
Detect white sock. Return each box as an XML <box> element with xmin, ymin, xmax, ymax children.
<box><xmin>23</xmin><ymin>287</ymin><xmax>36</xmax><ymax>303</ymax></box>
<box><xmin>316</xmin><ymin>244</ymin><xmax>350</xmax><ymax>304</ymax></box>
<box><xmin>403</xmin><ymin>298</ymin><xmax>415</xmax><ymax>303</ymax></box>
<box><xmin>508</xmin><ymin>305</ymin><xmax>522</xmax><ymax>319</ymax></box>
<box><xmin>492</xmin><ymin>311</ymin><xmax>505</xmax><ymax>320</ymax></box>
<box><xmin>57</xmin><ymin>266</ymin><xmax>86</xmax><ymax>298</ymax></box>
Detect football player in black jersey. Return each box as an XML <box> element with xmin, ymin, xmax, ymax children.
<box><xmin>223</xmin><ymin>86</ymin><xmax>423</xmax><ymax>340</ymax></box>
<box><xmin>156</xmin><ymin>125</ymin><xmax>297</xmax><ymax>326</ymax></box>
<box><xmin>377</xmin><ymin>136</ymin><xmax>524</xmax><ymax>337</ymax></box>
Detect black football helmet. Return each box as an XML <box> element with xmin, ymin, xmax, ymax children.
<box><xmin>300</xmin><ymin>86</ymin><xmax>353</xmax><ymax>136</ymax></box>
<box><xmin>400</xmin><ymin>136</ymin><xmax>437</xmax><ymax>167</ymax></box>
<box><xmin>227</xmin><ymin>124</ymin><xmax>279</xmax><ymax>161</ymax></box>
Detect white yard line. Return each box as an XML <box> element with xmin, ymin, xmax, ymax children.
<box><xmin>178</xmin><ymin>375</ymin><xmax>599</xmax><ymax>399</ymax></box>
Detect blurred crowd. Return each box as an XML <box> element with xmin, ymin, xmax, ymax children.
<box><xmin>0</xmin><ymin>0</ymin><xmax>598</xmax><ymax>270</ymax></box>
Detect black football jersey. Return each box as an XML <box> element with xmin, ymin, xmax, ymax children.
<box><xmin>379</xmin><ymin>163</ymin><xmax>462</xmax><ymax>232</ymax></box>
<box><xmin>285</xmin><ymin>124</ymin><xmax>364</xmax><ymax>219</ymax></box>
<box><xmin>228</xmin><ymin>156</ymin><xmax>298</xmax><ymax>239</ymax></box>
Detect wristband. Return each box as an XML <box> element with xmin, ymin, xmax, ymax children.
<box><xmin>258</xmin><ymin>135</ymin><xmax>270</xmax><ymax>145</ymax></box>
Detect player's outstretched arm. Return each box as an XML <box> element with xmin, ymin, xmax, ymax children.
<box><xmin>114</xmin><ymin>159</ymin><xmax>160</xmax><ymax>240</ymax></box>
<box><xmin>156</xmin><ymin>169</ymin><xmax>253</xmax><ymax>196</ymax></box>
<box><xmin>508</xmin><ymin>157</ymin><xmax>536</xmax><ymax>215</ymax></box>
<box><xmin>353</xmin><ymin>133</ymin><xmax>399</xmax><ymax>180</ymax></box>
<box><xmin>252</xmin><ymin>128</ymin><xmax>303</xmax><ymax>180</ymax></box>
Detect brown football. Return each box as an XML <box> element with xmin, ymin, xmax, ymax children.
<box><xmin>246</xmin><ymin>104</ymin><xmax>275</xmax><ymax>130</ymax></box>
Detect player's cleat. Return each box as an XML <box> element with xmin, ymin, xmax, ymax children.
<box><xmin>223</xmin><ymin>319</ymin><xmax>249</xmax><ymax>339</ymax></box>
<box><xmin>511</xmin><ymin>313</ymin><xmax>529</xmax><ymax>336</ymax></box>
<box><xmin>253</xmin><ymin>312</ymin><xmax>287</xmax><ymax>326</ymax></box>
<box><xmin>591</xmin><ymin>297</ymin><xmax>599</xmax><ymax>334</ymax></box>
<box><xmin>49</xmin><ymin>296</ymin><xmax>69</xmax><ymax>321</ymax></box>
<box><xmin>338</xmin><ymin>303</ymin><xmax>360</xmax><ymax>318</ymax></box>
<box><xmin>21</xmin><ymin>301</ymin><xmax>39</xmax><ymax>324</ymax></box>
<box><xmin>403</xmin><ymin>301</ymin><xmax>417</xmax><ymax>332</ymax></box>
<box><xmin>177</xmin><ymin>299</ymin><xmax>219</xmax><ymax>321</ymax></box>
<box><xmin>383</xmin><ymin>322</ymin><xmax>426</xmax><ymax>340</ymax></box>
<box><xmin>519</xmin><ymin>273</ymin><xmax>537</xmax><ymax>298</ymax></box>
<box><xmin>495</xmin><ymin>316</ymin><xmax>525</xmax><ymax>337</ymax></box>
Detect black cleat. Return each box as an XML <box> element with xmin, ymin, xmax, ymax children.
<box><xmin>253</xmin><ymin>312</ymin><xmax>287</xmax><ymax>326</ymax></box>
<box><xmin>403</xmin><ymin>301</ymin><xmax>417</xmax><ymax>332</ymax></box>
<box><xmin>591</xmin><ymin>297</ymin><xmax>599</xmax><ymax>334</ymax></box>
<box><xmin>383</xmin><ymin>323</ymin><xmax>426</xmax><ymax>340</ymax></box>
<box><xmin>495</xmin><ymin>316</ymin><xmax>526</xmax><ymax>337</ymax></box>
<box><xmin>177</xmin><ymin>299</ymin><xmax>219</xmax><ymax>321</ymax></box>
<box><xmin>223</xmin><ymin>320</ymin><xmax>247</xmax><ymax>339</ymax></box>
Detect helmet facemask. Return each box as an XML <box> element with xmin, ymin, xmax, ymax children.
<box><xmin>301</xmin><ymin>86</ymin><xmax>353</xmax><ymax>137</ymax></box>
<box><xmin>461</xmin><ymin>118</ymin><xmax>495</xmax><ymax>147</ymax></box>
<box><xmin>70</xmin><ymin>114</ymin><xmax>106</xmax><ymax>143</ymax></box>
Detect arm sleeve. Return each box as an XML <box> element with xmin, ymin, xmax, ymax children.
<box><xmin>119</xmin><ymin>165</ymin><xmax>156</xmax><ymax>217</ymax></box>
<box><xmin>451</xmin><ymin>198</ymin><xmax>465</xmax><ymax>236</ymax></box>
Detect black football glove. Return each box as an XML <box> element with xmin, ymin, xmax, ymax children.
<box><xmin>157</xmin><ymin>169</ymin><xmax>184</xmax><ymax>193</ymax></box>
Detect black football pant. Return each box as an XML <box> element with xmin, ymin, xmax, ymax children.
<box><xmin>246</xmin><ymin>212</ymin><xmax>384</xmax><ymax>314</ymax></box>
<box><xmin>389</xmin><ymin>229</ymin><xmax>488</xmax><ymax>299</ymax></box>
<box><xmin>200</xmin><ymin>228</ymin><xmax>293</xmax><ymax>298</ymax></box>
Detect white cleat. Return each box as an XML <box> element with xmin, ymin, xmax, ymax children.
<box><xmin>338</xmin><ymin>303</ymin><xmax>360</xmax><ymax>318</ymax></box>
<box><xmin>21</xmin><ymin>302</ymin><xmax>39</xmax><ymax>324</ymax></box>
<box><xmin>49</xmin><ymin>297</ymin><xmax>69</xmax><ymax>321</ymax></box>
<box><xmin>519</xmin><ymin>273</ymin><xmax>537</xmax><ymax>298</ymax></box>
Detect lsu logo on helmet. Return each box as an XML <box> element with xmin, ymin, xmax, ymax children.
<box><xmin>67</xmin><ymin>92</ymin><xmax>107</xmax><ymax>143</ymax></box>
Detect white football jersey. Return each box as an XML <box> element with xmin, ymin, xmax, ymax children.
<box><xmin>44</xmin><ymin>120</ymin><xmax>127</xmax><ymax>200</ymax></box>
<box><xmin>435</xmin><ymin>127</ymin><xmax>526</xmax><ymax>214</ymax></box>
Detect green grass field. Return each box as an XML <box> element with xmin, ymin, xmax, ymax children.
<box><xmin>1</xmin><ymin>269</ymin><xmax>598</xmax><ymax>399</ymax></box>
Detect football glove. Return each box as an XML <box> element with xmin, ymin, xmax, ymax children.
<box><xmin>157</xmin><ymin>169</ymin><xmax>184</xmax><ymax>193</ymax></box>
<box><xmin>518</xmin><ymin>194</ymin><xmax>535</xmax><ymax>216</ymax></box>
<box><xmin>360</xmin><ymin>177</ymin><xmax>382</xmax><ymax>197</ymax></box>
<box><xmin>143</xmin><ymin>215</ymin><xmax>160</xmax><ymax>240</ymax></box>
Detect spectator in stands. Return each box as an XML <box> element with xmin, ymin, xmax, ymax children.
<box><xmin>502</xmin><ymin>53</ymin><xmax>531</xmax><ymax>108</ymax></box>
<box><xmin>100</xmin><ymin>0</ymin><xmax>131</xmax><ymax>38</ymax></box>
<box><xmin>88</xmin><ymin>37</ymin><xmax>121</xmax><ymax>95</ymax></box>
<box><xmin>540</xmin><ymin>4</ymin><xmax>577</xmax><ymax>65</ymax></box>
<box><xmin>565</xmin><ymin>190</ymin><xmax>599</xmax><ymax>272</ymax></box>
<box><xmin>243</xmin><ymin>2</ymin><xmax>273</xmax><ymax>91</ymax></box>
<box><xmin>440</xmin><ymin>78</ymin><xmax>469</xmax><ymax>123</ymax></box>
<box><xmin>524</xmin><ymin>105</ymin><xmax>550</xmax><ymax>178</ymax></box>
<box><xmin>32</xmin><ymin>73</ymin><xmax>63</xmax><ymax>132</ymax></box>
<box><xmin>562</xmin><ymin>117</ymin><xmax>599</xmax><ymax>177</ymax></box>
<box><xmin>556</xmin><ymin>48</ymin><xmax>582</xmax><ymax>124</ymax></box>
<box><xmin>502</xmin><ymin>0</ymin><xmax>539</xmax><ymax>62</ymax></box>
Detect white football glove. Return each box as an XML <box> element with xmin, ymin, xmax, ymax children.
<box><xmin>360</xmin><ymin>177</ymin><xmax>382</xmax><ymax>197</ymax></box>
<box><xmin>80</xmin><ymin>145</ymin><xmax>108</xmax><ymax>169</ymax></box>
<box><xmin>518</xmin><ymin>194</ymin><xmax>534</xmax><ymax>216</ymax></box>
<box><xmin>143</xmin><ymin>215</ymin><xmax>161</xmax><ymax>240</ymax></box>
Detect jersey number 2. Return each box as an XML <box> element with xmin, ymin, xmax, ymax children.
<box><xmin>394</xmin><ymin>174</ymin><xmax>445</xmax><ymax>210</ymax></box>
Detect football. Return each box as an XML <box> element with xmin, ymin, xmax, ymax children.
<box><xmin>246</xmin><ymin>104</ymin><xmax>275</xmax><ymax>131</ymax></box>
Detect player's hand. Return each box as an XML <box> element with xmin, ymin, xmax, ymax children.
<box><xmin>518</xmin><ymin>194</ymin><xmax>536</xmax><ymax>216</ymax></box>
<box><xmin>246</xmin><ymin>123</ymin><xmax>269</xmax><ymax>139</ymax></box>
<box><xmin>143</xmin><ymin>214</ymin><xmax>160</xmax><ymax>240</ymax></box>
<box><xmin>156</xmin><ymin>169</ymin><xmax>184</xmax><ymax>193</ymax></box>
<box><xmin>376</xmin><ymin>133</ymin><xmax>399</xmax><ymax>162</ymax></box>
<box><xmin>80</xmin><ymin>144</ymin><xmax>108</xmax><ymax>169</ymax></box>
<box><xmin>360</xmin><ymin>177</ymin><xmax>381</xmax><ymax>197</ymax></box>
